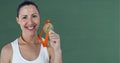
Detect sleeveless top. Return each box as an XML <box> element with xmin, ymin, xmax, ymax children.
<box><xmin>11</xmin><ymin>39</ymin><xmax>49</xmax><ymax>63</ymax></box>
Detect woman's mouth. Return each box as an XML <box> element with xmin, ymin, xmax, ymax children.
<box><xmin>25</xmin><ymin>25</ymin><xmax>36</xmax><ymax>31</ymax></box>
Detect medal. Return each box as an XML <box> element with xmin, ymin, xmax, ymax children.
<box><xmin>38</xmin><ymin>19</ymin><xmax>54</xmax><ymax>47</ymax></box>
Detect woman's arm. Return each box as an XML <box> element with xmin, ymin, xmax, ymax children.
<box><xmin>0</xmin><ymin>44</ymin><xmax>12</xmax><ymax>63</ymax></box>
<box><xmin>49</xmin><ymin>30</ymin><xmax>62</xmax><ymax>63</ymax></box>
<box><xmin>54</xmin><ymin>50</ymin><xmax>62</xmax><ymax>63</ymax></box>
<box><xmin>48</xmin><ymin>46</ymin><xmax>62</xmax><ymax>63</ymax></box>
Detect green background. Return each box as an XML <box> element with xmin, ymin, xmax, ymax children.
<box><xmin>0</xmin><ymin>0</ymin><xmax>119</xmax><ymax>63</ymax></box>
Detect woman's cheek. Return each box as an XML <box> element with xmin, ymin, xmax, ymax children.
<box><xmin>36</xmin><ymin>22</ymin><xmax>40</xmax><ymax>29</ymax></box>
<box><xmin>35</xmin><ymin>19</ymin><xmax>40</xmax><ymax>26</ymax></box>
<box><xmin>20</xmin><ymin>21</ymin><xmax>26</xmax><ymax>29</ymax></box>
<box><xmin>33</xmin><ymin>20</ymin><xmax>39</xmax><ymax>30</ymax></box>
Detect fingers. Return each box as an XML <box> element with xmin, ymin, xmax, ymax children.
<box><xmin>49</xmin><ymin>30</ymin><xmax>60</xmax><ymax>39</ymax></box>
<box><xmin>49</xmin><ymin>30</ymin><xmax>60</xmax><ymax>45</ymax></box>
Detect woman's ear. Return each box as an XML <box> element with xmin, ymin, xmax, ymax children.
<box><xmin>16</xmin><ymin>17</ymin><xmax>20</xmax><ymax>24</ymax></box>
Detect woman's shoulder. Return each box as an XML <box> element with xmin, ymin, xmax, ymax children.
<box><xmin>47</xmin><ymin>46</ymin><xmax>54</xmax><ymax>63</ymax></box>
<box><xmin>1</xmin><ymin>43</ymin><xmax>12</xmax><ymax>54</ymax></box>
<box><xmin>0</xmin><ymin>43</ymin><xmax>13</xmax><ymax>62</ymax></box>
<box><xmin>47</xmin><ymin>46</ymin><xmax>54</xmax><ymax>57</ymax></box>
<box><xmin>47</xmin><ymin>46</ymin><xmax>54</xmax><ymax>52</ymax></box>
<box><xmin>1</xmin><ymin>39</ymin><xmax>17</xmax><ymax>52</ymax></box>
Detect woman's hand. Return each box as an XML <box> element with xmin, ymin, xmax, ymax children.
<box><xmin>49</xmin><ymin>30</ymin><xmax>61</xmax><ymax>52</ymax></box>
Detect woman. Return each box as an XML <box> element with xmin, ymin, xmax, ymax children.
<box><xmin>0</xmin><ymin>1</ymin><xmax>62</xmax><ymax>63</ymax></box>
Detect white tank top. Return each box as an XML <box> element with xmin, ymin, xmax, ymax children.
<box><xmin>11</xmin><ymin>39</ymin><xmax>49</xmax><ymax>63</ymax></box>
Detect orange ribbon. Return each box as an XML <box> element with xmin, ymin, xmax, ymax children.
<box><xmin>38</xmin><ymin>19</ymin><xmax>51</xmax><ymax>47</ymax></box>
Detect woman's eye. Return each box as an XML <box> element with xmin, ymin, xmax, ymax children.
<box><xmin>32</xmin><ymin>15</ymin><xmax>37</xmax><ymax>18</ymax></box>
<box><xmin>22</xmin><ymin>16</ymin><xmax>27</xmax><ymax>19</ymax></box>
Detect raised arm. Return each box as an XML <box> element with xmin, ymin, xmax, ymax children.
<box><xmin>49</xmin><ymin>30</ymin><xmax>62</xmax><ymax>63</ymax></box>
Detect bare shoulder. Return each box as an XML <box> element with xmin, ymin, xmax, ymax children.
<box><xmin>0</xmin><ymin>43</ymin><xmax>12</xmax><ymax>63</ymax></box>
<box><xmin>47</xmin><ymin>46</ymin><xmax>54</xmax><ymax>55</ymax></box>
<box><xmin>47</xmin><ymin>46</ymin><xmax>55</xmax><ymax>63</ymax></box>
<box><xmin>1</xmin><ymin>43</ymin><xmax>12</xmax><ymax>53</ymax></box>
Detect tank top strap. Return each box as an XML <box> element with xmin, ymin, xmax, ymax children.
<box><xmin>11</xmin><ymin>39</ymin><xmax>20</xmax><ymax>55</ymax></box>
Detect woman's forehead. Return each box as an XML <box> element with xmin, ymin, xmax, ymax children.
<box><xmin>19</xmin><ymin>5</ymin><xmax>39</xmax><ymax>15</ymax></box>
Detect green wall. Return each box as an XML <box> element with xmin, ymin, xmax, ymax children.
<box><xmin>0</xmin><ymin>0</ymin><xmax>119</xmax><ymax>63</ymax></box>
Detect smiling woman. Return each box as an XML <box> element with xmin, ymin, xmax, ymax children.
<box><xmin>0</xmin><ymin>1</ymin><xmax>62</xmax><ymax>63</ymax></box>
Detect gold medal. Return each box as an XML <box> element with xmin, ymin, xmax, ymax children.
<box><xmin>43</xmin><ymin>23</ymin><xmax>54</xmax><ymax>33</ymax></box>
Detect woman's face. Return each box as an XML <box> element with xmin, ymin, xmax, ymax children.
<box><xmin>16</xmin><ymin>5</ymin><xmax>40</xmax><ymax>36</ymax></box>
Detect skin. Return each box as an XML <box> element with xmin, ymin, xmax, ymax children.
<box><xmin>0</xmin><ymin>5</ymin><xmax>62</xmax><ymax>63</ymax></box>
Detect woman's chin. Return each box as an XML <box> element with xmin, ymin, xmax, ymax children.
<box><xmin>26</xmin><ymin>30</ymin><xmax>37</xmax><ymax>36</ymax></box>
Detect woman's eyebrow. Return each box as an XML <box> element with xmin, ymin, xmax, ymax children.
<box><xmin>20</xmin><ymin>15</ymin><xmax>27</xmax><ymax>17</ymax></box>
<box><xmin>33</xmin><ymin>13</ymin><xmax>38</xmax><ymax>15</ymax></box>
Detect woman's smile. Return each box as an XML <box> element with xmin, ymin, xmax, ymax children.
<box><xmin>25</xmin><ymin>25</ymin><xmax>36</xmax><ymax>31</ymax></box>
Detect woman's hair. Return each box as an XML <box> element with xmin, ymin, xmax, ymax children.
<box><xmin>17</xmin><ymin>0</ymin><xmax>39</xmax><ymax>17</ymax></box>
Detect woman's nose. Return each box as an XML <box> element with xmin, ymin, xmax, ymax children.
<box><xmin>27</xmin><ymin>18</ymin><xmax>34</xmax><ymax>25</ymax></box>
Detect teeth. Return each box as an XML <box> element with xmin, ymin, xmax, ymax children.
<box><xmin>28</xmin><ymin>26</ymin><xmax>34</xmax><ymax>30</ymax></box>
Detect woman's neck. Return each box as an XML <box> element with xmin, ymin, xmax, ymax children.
<box><xmin>21</xmin><ymin>33</ymin><xmax>38</xmax><ymax>44</ymax></box>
